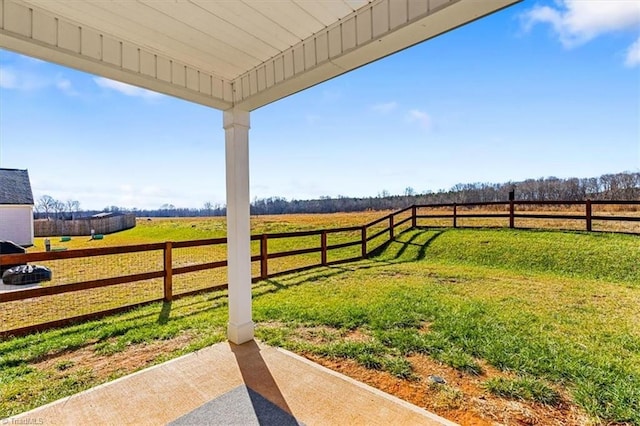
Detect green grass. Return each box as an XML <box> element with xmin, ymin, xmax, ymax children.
<box><xmin>385</xmin><ymin>227</ymin><xmax>640</xmax><ymax>283</ymax></box>
<box><xmin>2</xmin><ymin>227</ymin><xmax>639</xmax><ymax>423</ymax></box>
<box><xmin>0</xmin><ymin>293</ymin><xmax>229</xmax><ymax>416</ymax></box>
<box><xmin>29</xmin><ymin>211</ymin><xmax>390</xmax><ymax>250</ymax></box>
<box><xmin>483</xmin><ymin>376</ymin><xmax>561</xmax><ymax>405</ymax></box>
<box><xmin>7</xmin><ymin>213</ymin><xmax>375</xmax><ymax>332</ymax></box>
<box><xmin>254</xmin><ymin>229</ymin><xmax>640</xmax><ymax>423</ymax></box>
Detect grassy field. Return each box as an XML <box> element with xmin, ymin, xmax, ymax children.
<box><xmin>1</xmin><ymin>214</ymin><xmax>639</xmax><ymax>423</ymax></box>
<box><xmin>2</xmin><ymin>212</ymin><xmax>398</xmax><ymax>332</ymax></box>
<box><xmin>27</xmin><ymin>211</ymin><xmax>395</xmax><ymax>251</ymax></box>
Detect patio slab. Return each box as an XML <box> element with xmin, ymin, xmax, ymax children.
<box><xmin>7</xmin><ymin>340</ymin><xmax>457</xmax><ymax>425</ymax></box>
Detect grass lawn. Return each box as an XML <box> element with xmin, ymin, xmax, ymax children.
<box><xmin>2</xmin><ymin>212</ymin><xmax>397</xmax><ymax>332</ymax></box>
<box><xmin>27</xmin><ymin>211</ymin><xmax>395</xmax><ymax>251</ymax></box>
<box><xmin>1</xmin><ymin>224</ymin><xmax>638</xmax><ymax>424</ymax></box>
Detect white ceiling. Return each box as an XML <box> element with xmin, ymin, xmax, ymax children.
<box><xmin>0</xmin><ymin>0</ymin><xmax>520</xmax><ymax>111</ymax></box>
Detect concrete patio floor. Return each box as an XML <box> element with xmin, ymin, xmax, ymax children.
<box><xmin>8</xmin><ymin>340</ymin><xmax>457</xmax><ymax>425</ymax></box>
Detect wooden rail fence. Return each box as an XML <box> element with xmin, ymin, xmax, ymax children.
<box><xmin>0</xmin><ymin>200</ymin><xmax>637</xmax><ymax>337</ymax></box>
<box><xmin>415</xmin><ymin>200</ymin><xmax>640</xmax><ymax>232</ymax></box>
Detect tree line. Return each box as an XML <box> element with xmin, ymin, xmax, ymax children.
<box><xmin>34</xmin><ymin>195</ymin><xmax>81</xmax><ymax>219</ymax></box>
<box><xmin>249</xmin><ymin>171</ymin><xmax>639</xmax><ymax>215</ymax></box>
<box><xmin>34</xmin><ymin>171</ymin><xmax>639</xmax><ymax>219</ymax></box>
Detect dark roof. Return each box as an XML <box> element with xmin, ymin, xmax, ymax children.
<box><xmin>92</xmin><ymin>212</ymin><xmax>113</xmax><ymax>218</ymax></box>
<box><xmin>0</xmin><ymin>169</ymin><xmax>34</xmax><ymax>205</ymax></box>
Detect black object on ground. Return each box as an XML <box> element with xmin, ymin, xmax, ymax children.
<box><xmin>0</xmin><ymin>240</ymin><xmax>26</xmax><ymax>275</ymax></box>
<box><xmin>428</xmin><ymin>375</ymin><xmax>447</xmax><ymax>385</ymax></box>
<box><xmin>2</xmin><ymin>265</ymin><xmax>52</xmax><ymax>285</ymax></box>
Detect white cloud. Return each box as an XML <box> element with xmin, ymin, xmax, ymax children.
<box><xmin>625</xmin><ymin>37</ymin><xmax>640</xmax><ymax>67</ymax></box>
<box><xmin>371</xmin><ymin>101</ymin><xmax>398</xmax><ymax>114</ymax></box>
<box><xmin>141</xmin><ymin>186</ymin><xmax>164</xmax><ymax>196</ymax></box>
<box><xmin>55</xmin><ymin>76</ymin><xmax>80</xmax><ymax>96</ymax></box>
<box><xmin>0</xmin><ymin>67</ymin><xmax>17</xmax><ymax>89</ymax></box>
<box><xmin>0</xmin><ymin>66</ymin><xmax>49</xmax><ymax>91</ymax></box>
<box><xmin>0</xmin><ymin>64</ymin><xmax>83</xmax><ymax>94</ymax></box>
<box><xmin>31</xmin><ymin>178</ymin><xmax>189</xmax><ymax>210</ymax></box>
<box><xmin>522</xmin><ymin>0</ymin><xmax>640</xmax><ymax>47</ymax></box>
<box><xmin>406</xmin><ymin>109</ymin><xmax>432</xmax><ymax>130</ymax></box>
<box><xmin>56</xmin><ymin>78</ymin><xmax>72</xmax><ymax>91</ymax></box>
<box><xmin>94</xmin><ymin>77</ymin><xmax>163</xmax><ymax>100</ymax></box>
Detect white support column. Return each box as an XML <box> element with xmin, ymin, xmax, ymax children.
<box><xmin>223</xmin><ymin>108</ymin><xmax>254</xmax><ymax>344</ymax></box>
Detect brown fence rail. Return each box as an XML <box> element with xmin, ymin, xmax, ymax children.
<box><xmin>416</xmin><ymin>200</ymin><xmax>640</xmax><ymax>233</ymax></box>
<box><xmin>0</xmin><ymin>201</ymin><xmax>637</xmax><ymax>337</ymax></box>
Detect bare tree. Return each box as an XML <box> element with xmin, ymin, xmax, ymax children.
<box><xmin>66</xmin><ymin>199</ymin><xmax>81</xmax><ymax>219</ymax></box>
<box><xmin>203</xmin><ymin>201</ymin><xmax>213</xmax><ymax>216</ymax></box>
<box><xmin>52</xmin><ymin>200</ymin><xmax>66</xmax><ymax>219</ymax></box>
<box><xmin>36</xmin><ymin>195</ymin><xmax>56</xmax><ymax>219</ymax></box>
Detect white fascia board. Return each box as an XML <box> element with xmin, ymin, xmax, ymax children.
<box><xmin>234</xmin><ymin>0</ymin><xmax>520</xmax><ymax>111</ymax></box>
<box><xmin>233</xmin><ymin>60</ymin><xmax>347</xmax><ymax>112</ymax></box>
<box><xmin>0</xmin><ymin>0</ymin><xmax>233</xmax><ymax>110</ymax></box>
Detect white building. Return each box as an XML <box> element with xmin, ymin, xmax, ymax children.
<box><xmin>0</xmin><ymin>168</ymin><xmax>35</xmax><ymax>247</ymax></box>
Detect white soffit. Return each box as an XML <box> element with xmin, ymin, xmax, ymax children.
<box><xmin>0</xmin><ymin>0</ymin><xmax>520</xmax><ymax>111</ymax></box>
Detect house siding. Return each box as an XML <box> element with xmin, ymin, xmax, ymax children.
<box><xmin>0</xmin><ymin>204</ymin><xmax>34</xmax><ymax>247</ymax></box>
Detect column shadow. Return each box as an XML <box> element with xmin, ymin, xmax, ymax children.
<box><xmin>230</xmin><ymin>340</ymin><xmax>301</xmax><ymax>425</ymax></box>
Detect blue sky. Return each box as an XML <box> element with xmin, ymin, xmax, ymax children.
<box><xmin>1</xmin><ymin>0</ymin><xmax>639</xmax><ymax>211</ymax></box>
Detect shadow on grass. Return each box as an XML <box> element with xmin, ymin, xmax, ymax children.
<box><xmin>253</xmin><ymin>266</ymin><xmax>354</xmax><ymax>297</ymax></box>
<box><xmin>253</xmin><ymin>229</ymin><xmax>447</xmax><ymax>294</ymax></box>
<box><xmin>158</xmin><ymin>301</ymin><xmax>172</xmax><ymax>324</ymax></box>
<box><xmin>0</xmin><ymin>228</ymin><xmax>446</xmax><ymax>366</ymax></box>
<box><xmin>0</xmin><ymin>293</ymin><xmax>228</xmax><ymax>365</ymax></box>
<box><xmin>368</xmin><ymin>228</ymin><xmax>445</xmax><ymax>261</ymax></box>
<box><xmin>398</xmin><ymin>228</ymin><xmax>446</xmax><ymax>261</ymax></box>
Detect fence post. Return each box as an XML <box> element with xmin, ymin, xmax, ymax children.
<box><xmin>389</xmin><ymin>214</ymin><xmax>394</xmax><ymax>240</ymax></box>
<box><xmin>509</xmin><ymin>201</ymin><xmax>515</xmax><ymax>229</ymax></box>
<box><xmin>453</xmin><ymin>203</ymin><xmax>457</xmax><ymax>228</ymax></box>
<box><xmin>361</xmin><ymin>226</ymin><xmax>367</xmax><ymax>258</ymax></box>
<box><xmin>163</xmin><ymin>241</ymin><xmax>172</xmax><ymax>302</ymax></box>
<box><xmin>321</xmin><ymin>231</ymin><xmax>328</xmax><ymax>266</ymax></box>
<box><xmin>586</xmin><ymin>199</ymin><xmax>592</xmax><ymax>232</ymax></box>
<box><xmin>260</xmin><ymin>234</ymin><xmax>268</xmax><ymax>279</ymax></box>
<box><xmin>412</xmin><ymin>205</ymin><xmax>417</xmax><ymax>228</ymax></box>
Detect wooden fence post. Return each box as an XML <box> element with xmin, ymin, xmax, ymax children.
<box><xmin>361</xmin><ymin>226</ymin><xmax>367</xmax><ymax>258</ymax></box>
<box><xmin>321</xmin><ymin>231</ymin><xmax>328</xmax><ymax>266</ymax></box>
<box><xmin>412</xmin><ymin>205</ymin><xmax>417</xmax><ymax>228</ymax></box>
<box><xmin>389</xmin><ymin>214</ymin><xmax>394</xmax><ymax>240</ymax></box>
<box><xmin>586</xmin><ymin>199</ymin><xmax>592</xmax><ymax>232</ymax></box>
<box><xmin>453</xmin><ymin>203</ymin><xmax>457</xmax><ymax>228</ymax></box>
<box><xmin>163</xmin><ymin>241</ymin><xmax>172</xmax><ymax>302</ymax></box>
<box><xmin>260</xmin><ymin>234</ymin><xmax>268</xmax><ymax>279</ymax></box>
<box><xmin>509</xmin><ymin>201</ymin><xmax>515</xmax><ymax>229</ymax></box>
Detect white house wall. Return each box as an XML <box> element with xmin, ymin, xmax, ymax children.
<box><xmin>0</xmin><ymin>205</ymin><xmax>34</xmax><ymax>247</ymax></box>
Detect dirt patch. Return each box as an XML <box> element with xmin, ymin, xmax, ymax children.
<box><xmin>260</xmin><ymin>323</ymin><xmax>591</xmax><ymax>425</ymax></box>
<box><xmin>303</xmin><ymin>352</ymin><xmax>590</xmax><ymax>426</ymax></box>
<box><xmin>258</xmin><ymin>322</ymin><xmax>375</xmax><ymax>346</ymax></box>
<box><xmin>31</xmin><ymin>325</ymin><xmax>590</xmax><ymax>426</ymax></box>
<box><xmin>34</xmin><ymin>333</ymin><xmax>194</xmax><ymax>380</ymax></box>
